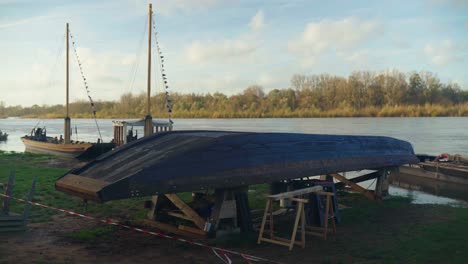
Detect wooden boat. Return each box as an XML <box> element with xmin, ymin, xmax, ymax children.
<box><xmin>56</xmin><ymin>131</ymin><xmax>418</xmax><ymax>202</ymax></box>
<box><xmin>0</xmin><ymin>130</ymin><xmax>7</xmax><ymax>141</ymax></box>
<box><xmin>399</xmin><ymin>154</ymin><xmax>468</xmax><ymax>185</ymax></box>
<box><xmin>21</xmin><ymin>23</ymin><xmax>114</xmax><ymax>159</ymax></box>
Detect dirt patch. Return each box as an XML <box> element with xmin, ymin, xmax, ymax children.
<box><xmin>0</xmin><ymin>201</ymin><xmax>461</xmax><ymax>264</ymax></box>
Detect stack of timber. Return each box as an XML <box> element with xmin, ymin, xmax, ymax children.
<box><xmin>55</xmin><ymin>131</ymin><xmax>418</xmax><ymax>202</ymax></box>
<box><xmin>399</xmin><ymin>154</ymin><xmax>468</xmax><ymax>185</ymax></box>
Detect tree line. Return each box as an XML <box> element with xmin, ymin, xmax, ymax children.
<box><xmin>1</xmin><ymin>70</ymin><xmax>467</xmax><ymax>119</ymax></box>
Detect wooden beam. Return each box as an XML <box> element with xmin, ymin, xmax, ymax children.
<box><xmin>164</xmin><ymin>194</ymin><xmax>206</xmax><ymax>230</ymax></box>
<box><xmin>147</xmin><ymin>195</ymin><xmax>159</xmax><ymax>220</ymax></box>
<box><xmin>136</xmin><ymin>219</ymin><xmax>205</xmax><ymax>239</ymax></box>
<box><xmin>335</xmin><ymin>171</ymin><xmax>380</xmax><ymax>189</ymax></box>
<box><xmin>328</xmin><ymin>173</ymin><xmax>377</xmax><ymax>201</ymax></box>
<box><xmin>267</xmin><ymin>186</ymin><xmax>323</xmax><ymax>200</ymax></box>
<box><xmin>178</xmin><ymin>224</ymin><xmax>207</xmax><ymax>236</ymax></box>
<box><xmin>167</xmin><ymin>212</ymin><xmax>193</xmax><ymax>221</ymax></box>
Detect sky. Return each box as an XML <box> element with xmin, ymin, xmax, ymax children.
<box><xmin>0</xmin><ymin>0</ymin><xmax>467</xmax><ymax>107</ymax></box>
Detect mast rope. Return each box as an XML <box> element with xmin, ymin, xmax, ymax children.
<box><xmin>152</xmin><ymin>11</ymin><xmax>173</xmax><ymax>125</ymax></box>
<box><xmin>68</xmin><ymin>27</ymin><xmax>103</xmax><ymax>143</ymax></box>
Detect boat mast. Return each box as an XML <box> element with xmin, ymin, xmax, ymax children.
<box><xmin>64</xmin><ymin>23</ymin><xmax>71</xmax><ymax>144</ymax></box>
<box><xmin>144</xmin><ymin>3</ymin><xmax>153</xmax><ymax>136</ymax></box>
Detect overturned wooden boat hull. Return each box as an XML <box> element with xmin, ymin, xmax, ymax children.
<box><xmin>56</xmin><ymin>131</ymin><xmax>418</xmax><ymax>202</ymax></box>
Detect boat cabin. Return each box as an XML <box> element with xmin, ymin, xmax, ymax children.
<box><xmin>112</xmin><ymin>119</ymin><xmax>172</xmax><ymax>146</ymax></box>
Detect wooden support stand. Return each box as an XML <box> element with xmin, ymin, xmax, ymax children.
<box><xmin>145</xmin><ymin>187</ymin><xmax>251</xmax><ymax>238</ymax></box>
<box><xmin>0</xmin><ymin>172</ymin><xmax>36</xmax><ymax>232</ymax></box>
<box><xmin>257</xmin><ymin>186</ymin><xmax>337</xmax><ymax>251</ymax></box>
<box><xmin>329</xmin><ymin>173</ymin><xmax>378</xmax><ymax>201</ymax></box>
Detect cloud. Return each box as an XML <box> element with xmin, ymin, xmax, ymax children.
<box><xmin>183</xmin><ymin>11</ymin><xmax>263</xmax><ymax>64</ymax></box>
<box><xmin>0</xmin><ymin>15</ymin><xmax>54</xmax><ymax>29</ymax></box>
<box><xmin>249</xmin><ymin>10</ymin><xmax>264</xmax><ymax>31</ymax></box>
<box><xmin>185</xmin><ymin>39</ymin><xmax>257</xmax><ymax>64</ymax></box>
<box><xmin>288</xmin><ymin>17</ymin><xmax>382</xmax><ymax>66</ymax></box>
<box><xmin>424</xmin><ymin>40</ymin><xmax>464</xmax><ymax>66</ymax></box>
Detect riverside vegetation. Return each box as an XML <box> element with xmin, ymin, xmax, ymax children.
<box><xmin>1</xmin><ymin>71</ymin><xmax>467</xmax><ymax>118</ymax></box>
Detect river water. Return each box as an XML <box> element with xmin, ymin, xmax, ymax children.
<box><xmin>1</xmin><ymin>117</ymin><xmax>467</xmax><ymax>205</ymax></box>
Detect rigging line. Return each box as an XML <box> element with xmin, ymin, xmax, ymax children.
<box><xmin>39</xmin><ymin>31</ymin><xmax>66</xmax><ymax>128</ymax></box>
<box><xmin>68</xmin><ymin>27</ymin><xmax>103</xmax><ymax>142</ymax></box>
<box><xmin>127</xmin><ymin>17</ymin><xmax>148</xmax><ymax>94</ymax></box>
<box><xmin>152</xmin><ymin>13</ymin><xmax>173</xmax><ymax>124</ymax></box>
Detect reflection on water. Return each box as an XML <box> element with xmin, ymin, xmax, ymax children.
<box><xmin>389</xmin><ymin>173</ymin><xmax>468</xmax><ymax>206</ymax></box>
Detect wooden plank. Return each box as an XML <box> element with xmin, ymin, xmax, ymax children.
<box><xmin>0</xmin><ymin>227</ymin><xmax>26</xmax><ymax>233</ymax></box>
<box><xmin>335</xmin><ymin>171</ymin><xmax>380</xmax><ymax>188</ymax></box>
<box><xmin>269</xmin><ymin>236</ymin><xmax>306</xmax><ymax>247</ymax></box>
<box><xmin>136</xmin><ymin>219</ymin><xmax>205</xmax><ymax>239</ymax></box>
<box><xmin>257</xmin><ymin>199</ymin><xmax>271</xmax><ymax>244</ymax></box>
<box><xmin>0</xmin><ymin>221</ymin><xmax>25</xmax><ymax>227</ymax></box>
<box><xmin>267</xmin><ymin>186</ymin><xmax>323</xmax><ymax>200</ymax></box>
<box><xmin>291</xmin><ymin>198</ymin><xmax>309</xmax><ymax>203</ymax></box>
<box><xmin>167</xmin><ymin>212</ymin><xmax>193</xmax><ymax>221</ymax></box>
<box><xmin>178</xmin><ymin>225</ymin><xmax>207</xmax><ymax>236</ymax></box>
<box><xmin>329</xmin><ymin>173</ymin><xmax>376</xmax><ymax>201</ymax></box>
<box><xmin>164</xmin><ymin>194</ymin><xmax>206</xmax><ymax>230</ymax></box>
<box><xmin>259</xmin><ymin>237</ymin><xmax>291</xmax><ymax>247</ymax></box>
<box><xmin>0</xmin><ymin>215</ymin><xmax>24</xmax><ymax>221</ymax></box>
<box><xmin>289</xmin><ymin>202</ymin><xmax>304</xmax><ymax>250</ymax></box>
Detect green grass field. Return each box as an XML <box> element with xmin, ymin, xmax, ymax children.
<box><xmin>1</xmin><ymin>151</ymin><xmax>468</xmax><ymax>263</ymax></box>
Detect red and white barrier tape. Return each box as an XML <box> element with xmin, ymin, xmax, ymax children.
<box><xmin>0</xmin><ymin>193</ymin><xmax>281</xmax><ymax>264</ymax></box>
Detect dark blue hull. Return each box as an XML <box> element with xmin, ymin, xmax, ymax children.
<box><xmin>56</xmin><ymin>131</ymin><xmax>418</xmax><ymax>202</ymax></box>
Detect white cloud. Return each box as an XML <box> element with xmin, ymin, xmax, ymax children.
<box><xmin>288</xmin><ymin>17</ymin><xmax>382</xmax><ymax>66</ymax></box>
<box><xmin>183</xmin><ymin>11</ymin><xmax>264</xmax><ymax>64</ymax></box>
<box><xmin>0</xmin><ymin>15</ymin><xmax>54</xmax><ymax>29</ymax></box>
<box><xmin>343</xmin><ymin>51</ymin><xmax>370</xmax><ymax>66</ymax></box>
<box><xmin>424</xmin><ymin>40</ymin><xmax>464</xmax><ymax>66</ymax></box>
<box><xmin>185</xmin><ymin>39</ymin><xmax>257</xmax><ymax>64</ymax></box>
<box><xmin>249</xmin><ymin>10</ymin><xmax>265</xmax><ymax>31</ymax></box>
<box><xmin>1</xmin><ymin>46</ymin><xmax>145</xmax><ymax>106</ymax></box>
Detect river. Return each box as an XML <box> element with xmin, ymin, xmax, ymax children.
<box><xmin>1</xmin><ymin>117</ymin><xmax>467</xmax><ymax>205</ymax></box>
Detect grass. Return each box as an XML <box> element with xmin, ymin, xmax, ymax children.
<box><xmin>2</xmin><ymin>152</ymin><xmax>468</xmax><ymax>263</ymax></box>
<box><xmin>0</xmin><ymin>151</ymin><xmax>149</xmax><ymax>222</ymax></box>
<box><xmin>68</xmin><ymin>226</ymin><xmax>116</xmax><ymax>243</ymax></box>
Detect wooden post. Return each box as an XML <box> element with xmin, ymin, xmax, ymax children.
<box><xmin>2</xmin><ymin>171</ymin><xmax>14</xmax><ymax>215</ymax></box>
<box><xmin>144</xmin><ymin>4</ymin><xmax>153</xmax><ymax>137</ymax></box>
<box><xmin>375</xmin><ymin>168</ymin><xmax>390</xmax><ymax>197</ymax></box>
<box><xmin>147</xmin><ymin>195</ymin><xmax>159</xmax><ymax>220</ymax></box>
<box><xmin>64</xmin><ymin>23</ymin><xmax>71</xmax><ymax>144</ymax></box>
<box><xmin>22</xmin><ymin>176</ymin><xmax>36</xmax><ymax>225</ymax></box>
<box><xmin>147</xmin><ymin>3</ymin><xmax>152</xmax><ymax>117</ymax></box>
